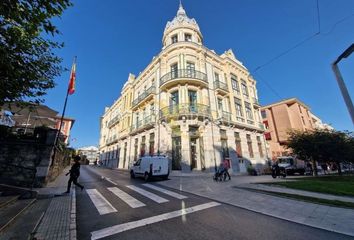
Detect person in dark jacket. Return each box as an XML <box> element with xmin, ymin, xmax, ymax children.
<box><xmin>65</xmin><ymin>156</ymin><xmax>84</xmax><ymax>193</ymax></box>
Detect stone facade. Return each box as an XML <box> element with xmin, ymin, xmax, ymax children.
<box><xmin>99</xmin><ymin>3</ymin><xmax>267</xmax><ymax>173</ymax></box>
<box><xmin>0</xmin><ymin>128</ymin><xmax>71</xmax><ymax>187</ymax></box>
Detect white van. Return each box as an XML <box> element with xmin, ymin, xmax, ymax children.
<box><xmin>130</xmin><ymin>156</ymin><xmax>169</xmax><ymax>181</ymax></box>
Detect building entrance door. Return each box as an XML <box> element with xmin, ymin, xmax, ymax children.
<box><xmin>172</xmin><ymin>136</ymin><xmax>181</xmax><ymax>170</ymax></box>
<box><xmin>239</xmin><ymin>159</ymin><xmax>247</xmax><ymax>173</ymax></box>
<box><xmin>190</xmin><ymin>138</ymin><xmax>197</xmax><ymax>170</ymax></box>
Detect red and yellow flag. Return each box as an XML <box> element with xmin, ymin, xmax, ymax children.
<box><xmin>68</xmin><ymin>59</ymin><xmax>76</xmax><ymax>95</ymax></box>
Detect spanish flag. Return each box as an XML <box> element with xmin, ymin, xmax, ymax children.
<box><xmin>68</xmin><ymin>57</ymin><xmax>77</xmax><ymax>95</ymax></box>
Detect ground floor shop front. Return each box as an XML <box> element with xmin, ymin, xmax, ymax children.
<box><xmin>100</xmin><ymin>120</ymin><xmax>267</xmax><ymax>174</ymax></box>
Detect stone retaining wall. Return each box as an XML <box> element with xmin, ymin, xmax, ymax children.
<box><xmin>0</xmin><ymin>129</ymin><xmax>70</xmax><ymax>188</ymax></box>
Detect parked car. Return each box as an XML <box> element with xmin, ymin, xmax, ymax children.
<box><xmin>277</xmin><ymin>156</ymin><xmax>305</xmax><ymax>175</ymax></box>
<box><xmin>130</xmin><ymin>156</ymin><xmax>169</xmax><ymax>181</ymax></box>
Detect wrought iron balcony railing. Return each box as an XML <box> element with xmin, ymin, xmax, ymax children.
<box><xmin>160</xmin><ymin>69</ymin><xmax>208</xmax><ymax>86</ymax></box>
<box><xmin>130</xmin><ymin>115</ymin><xmax>156</xmax><ymax>132</ymax></box>
<box><xmin>214</xmin><ymin>80</ymin><xmax>229</xmax><ymax>92</ymax></box>
<box><xmin>107</xmin><ymin>115</ymin><xmax>120</xmax><ymax>128</ymax></box>
<box><xmin>218</xmin><ymin>111</ymin><xmax>232</xmax><ymax>122</ymax></box>
<box><xmin>132</xmin><ymin>86</ymin><xmax>155</xmax><ymax>107</ymax></box>
<box><xmin>253</xmin><ymin>97</ymin><xmax>260</xmax><ymax>107</ymax></box>
<box><xmin>160</xmin><ymin>103</ymin><xmax>210</xmax><ymax>119</ymax></box>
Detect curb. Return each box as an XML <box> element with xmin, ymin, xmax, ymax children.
<box><xmin>69</xmin><ymin>187</ymin><xmax>77</xmax><ymax>240</ymax></box>
<box><xmin>156</xmin><ymin>182</ymin><xmax>354</xmax><ymax>237</ymax></box>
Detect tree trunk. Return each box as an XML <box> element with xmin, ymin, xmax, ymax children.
<box><xmin>312</xmin><ymin>159</ymin><xmax>318</xmax><ymax>176</ymax></box>
<box><xmin>337</xmin><ymin>162</ymin><xmax>342</xmax><ymax>175</ymax></box>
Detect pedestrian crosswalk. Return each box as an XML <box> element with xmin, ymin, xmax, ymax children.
<box><xmin>86</xmin><ymin>189</ymin><xmax>117</xmax><ymax>215</ymax></box>
<box><xmin>107</xmin><ymin>187</ymin><xmax>145</xmax><ymax>208</ymax></box>
<box><xmin>85</xmin><ymin>184</ymin><xmax>188</xmax><ymax>215</ymax></box>
<box><xmin>142</xmin><ymin>184</ymin><xmax>187</xmax><ymax>200</ymax></box>
<box><xmin>126</xmin><ymin>185</ymin><xmax>169</xmax><ymax>203</ymax></box>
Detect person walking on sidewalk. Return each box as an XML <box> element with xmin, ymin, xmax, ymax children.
<box><xmin>223</xmin><ymin>158</ymin><xmax>231</xmax><ymax>180</ymax></box>
<box><xmin>65</xmin><ymin>155</ymin><xmax>84</xmax><ymax>193</ymax></box>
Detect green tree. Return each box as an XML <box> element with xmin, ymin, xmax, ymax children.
<box><xmin>287</xmin><ymin>129</ymin><xmax>354</xmax><ymax>175</ymax></box>
<box><xmin>0</xmin><ymin>0</ymin><xmax>72</xmax><ymax>105</ymax></box>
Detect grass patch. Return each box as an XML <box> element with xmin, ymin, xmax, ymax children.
<box><xmin>264</xmin><ymin>175</ymin><xmax>354</xmax><ymax>197</ymax></box>
<box><xmin>242</xmin><ymin>188</ymin><xmax>354</xmax><ymax>209</ymax></box>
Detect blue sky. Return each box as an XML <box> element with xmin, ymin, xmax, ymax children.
<box><xmin>44</xmin><ymin>0</ymin><xmax>354</xmax><ymax>148</ymax></box>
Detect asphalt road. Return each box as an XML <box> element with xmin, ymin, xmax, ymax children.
<box><xmin>76</xmin><ymin>166</ymin><xmax>354</xmax><ymax>240</ymax></box>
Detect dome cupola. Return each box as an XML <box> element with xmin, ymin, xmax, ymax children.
<box><xmin>162</xmin><ymin>2</ymin><xmax>203</xmax><ymax>47</ymax></box>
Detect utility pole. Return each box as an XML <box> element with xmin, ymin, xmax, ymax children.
<box><xmin>332</xmin><ymin>44</ymin><xmax>354</xmax><ymax>125</ymax></box>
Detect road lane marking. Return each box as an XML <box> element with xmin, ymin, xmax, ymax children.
<box><xmin>142</xmin><ymin>184</ymin><xmax>188</xmax><ymax>200</ymax></box>
<box><xmin>107</xmin><ymin>187</ymin><xmax>146</xmax><ymax>208</ymax></box>
<box><xmin>91</xmin><ymin>201</ymin><xmax>221</xmax><ymax>240</ymax></box>
<box><xmin>102</xmin><ymin>176</ymin><xmax>117</xmax><ymax>185</ymax></box>
<box><xmin>126</xmin><ymin>185</ymin><xmax>169</xmax><ymax>203</ymax></box>
<box><xmin>86</xmin><ymin>189</ymin><xmax>117</xmax><ymax>215</ymax></box>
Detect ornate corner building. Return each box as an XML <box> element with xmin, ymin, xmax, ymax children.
<box><xmin>99</xmin><ymin>3</ymin><xmax>267</xmax><ymax>173</ymax></box>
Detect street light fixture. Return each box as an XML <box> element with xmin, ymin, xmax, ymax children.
<box><xmin>331</xmin><ymin>43</ymin><xmax>354</xmax><ymax>125</ymax></box>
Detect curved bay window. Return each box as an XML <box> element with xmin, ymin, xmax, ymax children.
<box><xmin>188</xmin><ymin>90</ymin><xmax>197</xmax><ymax>113</ymax></box>
<box><xmin>169</xmin><ymin>90</ymin><xmax>179</xmax><ymax>114</ymax></box>
<box><xmin>171</xmin><ymin>63</ymin><xmax>178</xmax><ymax>78</ymax></box>
<box><xmin>186</xmin><ymin>62</ymin><xmax>195</xmax><ymax>78</ymax></box>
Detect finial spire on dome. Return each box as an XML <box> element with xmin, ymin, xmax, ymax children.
<box><xmin>177</xmin><ymin>0</ymin><xmax>186</xmax><ymax>16</ymax></box>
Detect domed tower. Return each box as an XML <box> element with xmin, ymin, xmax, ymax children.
<box><xmin>162</xmin><ymin>2</ymin><xmax>203</xmax><ymax>47</ymax></box>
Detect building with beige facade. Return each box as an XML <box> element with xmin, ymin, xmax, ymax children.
<box><xmin>261</xmin><ymin>98</ymin><xmax>333</xmax><ymax>159</ymax></box>
<box><xmin>99</xmin><ymin>3</ymin><xmax>267</xmax><ymax>173</ymax></box>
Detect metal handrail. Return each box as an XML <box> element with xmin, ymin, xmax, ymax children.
<box><xmin>132</xmin><ymin>86</ymin><xmax>156</xmax><ymax>107</ymax></box>
<box><xmin>218</xmin><ymin>111</ymin><xmax>232</xmax><ymax>121</ymax></box>
<box><xmin>160</xmin><ymin>69</ymin><xmax>208</xmax><ymax>86</ymax></box>
<box><xmin>160</xmin><ymin>103</ymin><xmax>211</xmax><ymax>118</ymax></box>
<box><xmin>253</xmin><ymin>97</ymin><xmax>260</xmax><ymax>106</ymax></box>
<box><xmin>214</xmin><ymin>80</ymin><xmax>229</xmax><ymax>92</ymax></box>
<box><xmin>130</xmin><ymin>115</ymin><xmax>156</xmax><ymax>132</ymax></box>
<box><xmin>108</xmin><ymin>115</ymin><xmax>120</xmax><ymax>127</ymax></box>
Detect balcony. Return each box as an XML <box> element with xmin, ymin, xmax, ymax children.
<box><xmin>106</xmin><ymin>135</ymin><xmax>118</xmax><ymax>145</ymax></box>
<box><xmin>236</xmin><ymin>116</ymin><xmax>245</xmax><ymax>123</ymax></box>
<box><xmin>160</xmin><ymin>103</ymin><xmax>210</xmax><ymax>121</ymax></box>
<box><xmin>107</xmin><ymin>115</ymin><xmax>119</xmax><ymax>128</ymax></box>
<box><xmin>214</xmin><ymin>80</ymin><xmax>229</xmax><ymax>95</ymax></box>
<box><xmin>253</xmin><ymin>97</ymin><xmax>261</xmax><ymax>108</ymax></box>
<box><xmin>217</xmin><ymin>111</ymin><xmax>232</xmax><ymax>122</ymax></box>
<box><xmin>130</xmin><ymin>115</ymin><xmax>156</xmax><ymax>134</ymax></box>
<box><xmin>132</xmin><ymin>86</ymin><xmax>155</xmax><ymax>109</ymax></box>
<box><xmin>160</xmin><ymin>69</ymin><xmax>208</xmax><ymax>90</ymax></box>
<box><xmin>247</xmin><ymin>119</ymin><xmax>255</xmax><ymax>125</ymax></box>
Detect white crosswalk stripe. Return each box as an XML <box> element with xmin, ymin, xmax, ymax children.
<box><xmin>126</xmin><ymin>185</ymin><xmax>169</xmax><ymax>203</ymax></box>
<box><xmin>107</xmin><ymin>187</ymin><xmax>146</xmax><ymax>208</ymax></box>
<box><xmin>91</xmin><ymin>202</ymin><xmax>221</xmax><ymax>240</ymax></box>
<box><xmin>86</xmin><ymin>189</ymin><xmax>117</xmax><ymax>215</ymax></box>
<box><xmin>142</xmin><ymin>184</ymin><xmax>188</xmax><ymax>200</ymax></box>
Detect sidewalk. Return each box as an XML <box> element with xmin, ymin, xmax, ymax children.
<box><xmin>157</xmin><ymin>174</ymin><xmax>354</xmax><ymax>237</ymax></box>
<box><xmin>33</xmin><ymin>167</ymin><xmax>77</xmax><ymax>240</ymax></box>
<box><xmin>239</xmin><ymin>183</ymin><xmax>354</xmax><ymax>204</ymax></box>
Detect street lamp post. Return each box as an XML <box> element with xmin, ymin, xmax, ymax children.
<box><xmin>332</xmin><ymin>44</ymin><xmax>354</xmax><ymax>125</ymax></box>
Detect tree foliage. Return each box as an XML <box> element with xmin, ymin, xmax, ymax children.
<box><xmin>0</xmin><ymin>0</ymin><xmax>72</xmax><ymax>105</ymax></box>
<box><xmin>287</xmin><ymin>129</ymin><xmax>354</xmax><ymax>175</ymax></box>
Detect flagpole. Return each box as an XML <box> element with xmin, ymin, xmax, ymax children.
<box><xmin>52</xmin><ymin>56</ymin><xmax>77</xmax><ymax>165</ymax></box>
